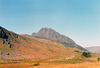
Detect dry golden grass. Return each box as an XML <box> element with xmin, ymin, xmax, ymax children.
<box><xmin>12</xmin><ymin>34</ymin><xmax>81</xmax><ymax>59</ymax></box>
<box><xmin>0</xmin><ymin>54</ymin><xmax>100</xmax><ymax>68</ymax></box>
<box><xmin>0</xmin><ymin>62</ymin><xmax>100</xmax><ymax>68</ymax></box>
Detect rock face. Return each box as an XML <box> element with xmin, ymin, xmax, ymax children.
<box><xmin>0</xmin><ymin>26</ymin><xmax>18</xmax><ymax>39</ymax></box>
<box><xmin>0</xmin><ymin>26</ymin><xmax>19</xmax><ymax>48</ymax></box>
<box><xmin>85</xmin><ymin>46</ymin><xmax>100</xmax><ymax>53</ymax></box>
<box><xmin>0</xmin><ymin>27</ymin><xmax>8</xmax><ymax>39</ymax></box>
<box><xmin>32</xmin><ymin>28</ymin><xmax>87</xmax><ymax>51</ymax></box>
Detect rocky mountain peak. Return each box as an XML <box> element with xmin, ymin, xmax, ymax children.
<box><xmin>32</xmin><ymin>27</ymin><xmax>87</xmax><ymax>51</ymax></box>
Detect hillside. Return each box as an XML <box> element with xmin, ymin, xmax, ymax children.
<box><xmin>32</xmin><ymin>28</ymin><xmax>87</xmax><ymax>51</ymax></box>
<box><xmin>85</xmin><ymin>46</ymin><xmax>100</xmax><ymax>53</ymax></box>
<box><xmin>0</xmin><ymin>26</ymin><xmax>82</xmax><ymax>60</ymax></box>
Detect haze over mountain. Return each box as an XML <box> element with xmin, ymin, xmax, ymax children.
<box><xmin>85</xmin><ymin>46</ymin><xmax>100</xmax><ymax>53</ymax></box>
<box><xmin>0</xmin><ymin>26</ymin><xmax>82</xmax><ymax>60</ymax></box>
<box><xmin>32</xmin><ymin>28</ymin><xmax>87</xmax><ymax>51</ymax></box>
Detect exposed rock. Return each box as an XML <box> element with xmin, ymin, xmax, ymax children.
<box><xmin>8</xmin><ymin>42</ymin><xmax>10</xmax><ymax>44</ymax></box>
<box><xmin>7</xmin><ymin>53</ymin><xmax>10</xmax><ymax>55</ymax></box>
<box><xmin>0</xmin><ymin>26</ymin><xmax>19</xmax><ymax>39</ymax></box>
<box><xmin>3</xmin><ymin>40</ymin><xmax>5</xmax><ymax>44</ymax></box>
<box><xmin>0</xmin><ymin>29</ymin><xmax>8</xmax><ymax>39</ymax></box>
<box><xmin>9</xmin><ymin>44</ymin><xmax>12</xmax><ymax>48</ymax></box>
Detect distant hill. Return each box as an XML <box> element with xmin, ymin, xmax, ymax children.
<box><xmin>32</xmin><ymin>28</ymin><xmax>87</xmax><ymax>51</ymax></box>
<box><xmin>0</xmin><ymin>26</ymin><xmax>81</xmax><ymax>60</ymax></box>
<box><xmin>85</xmin><ymin>46</ymin><xmax>100</xmax><ymax>53</ymax></box>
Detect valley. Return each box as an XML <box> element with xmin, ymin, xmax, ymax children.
<box><xmin>0</xmin><ymin>26</ymin><xmax>100</xmax><ymax>68</ymax></box>
<box><xmin>0</xmin><ymin>54</ymin><xmax>100</xmax><ymax>68</ymax></box>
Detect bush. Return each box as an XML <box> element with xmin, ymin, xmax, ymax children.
<box><xmin>34</xmin><ymin>62</ymin><xmax>40</xmax><ymax>66</ymax></box>
<box><xmin>97</xmin><ymin>58</ymin><xmax>100</xmax><ymax>61</ymax></box>
<box><xmin>82</xmin><ymin>52</ymin><xmax>91</xmax><ymax>58</ymax></box>
<box><xmin>74</xmin><ymin>50</ymin><xmax>79</xmax><ymax>52</ymax></box>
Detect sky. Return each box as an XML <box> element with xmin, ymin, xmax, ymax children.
<box><xmin>0</xmin><ymin>0</ymin><xmax>100</xmax><ymax>47</ymax></box>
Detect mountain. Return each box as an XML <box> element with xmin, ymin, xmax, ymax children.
<box><xmin>85</xmin><ymin>46</ymin><xmax>100</xmax><ymax>53</ymax></box>
<box><xmin>32</xmin><ymin>28</ymin><xmax>87</xmax><ymax>51</ymax></box>
<box><xmin>0</xmin><ymin>26</ymin><xmax>81</xmax><ymax>60</ymax></box>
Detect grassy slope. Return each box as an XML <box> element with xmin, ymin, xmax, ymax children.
<box><xmin>19</xmin><ymin>35</ymin><xmax>82</xmax><ymax>59</ymax></box>
<box><xmin>0</xmin><ymin>34</ymin><xmax>82</xmax><ymax>60</ymax></box>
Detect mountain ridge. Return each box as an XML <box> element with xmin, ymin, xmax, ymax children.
<box><xmin>32</xmin><ymin>27</ymin><xmax>87</xmax><ymax>51</ymax></box>
<box><xmin>0</xmin><ymin>26</ymin><xmax>82</xmax><ymax>60</ymax></box>
<box><xmin>85</xmin><ymin>46</ymin><xmax>100</xmax><ymax>53</ymax></box>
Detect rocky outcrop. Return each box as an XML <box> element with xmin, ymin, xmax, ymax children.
<box><xmin>0</xmin><ymin>26</ymin><xmax>18</xmax><ymax>39</ymax></box>
<box><xmin>0</xmin><ymin>27</ymin><xmax>8</xmax><ymax>39</ymax></box>
<box><xmin>0</xmin><ymin>26</ymin><xmax>19</xmax><ymax>49</ymax></box>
